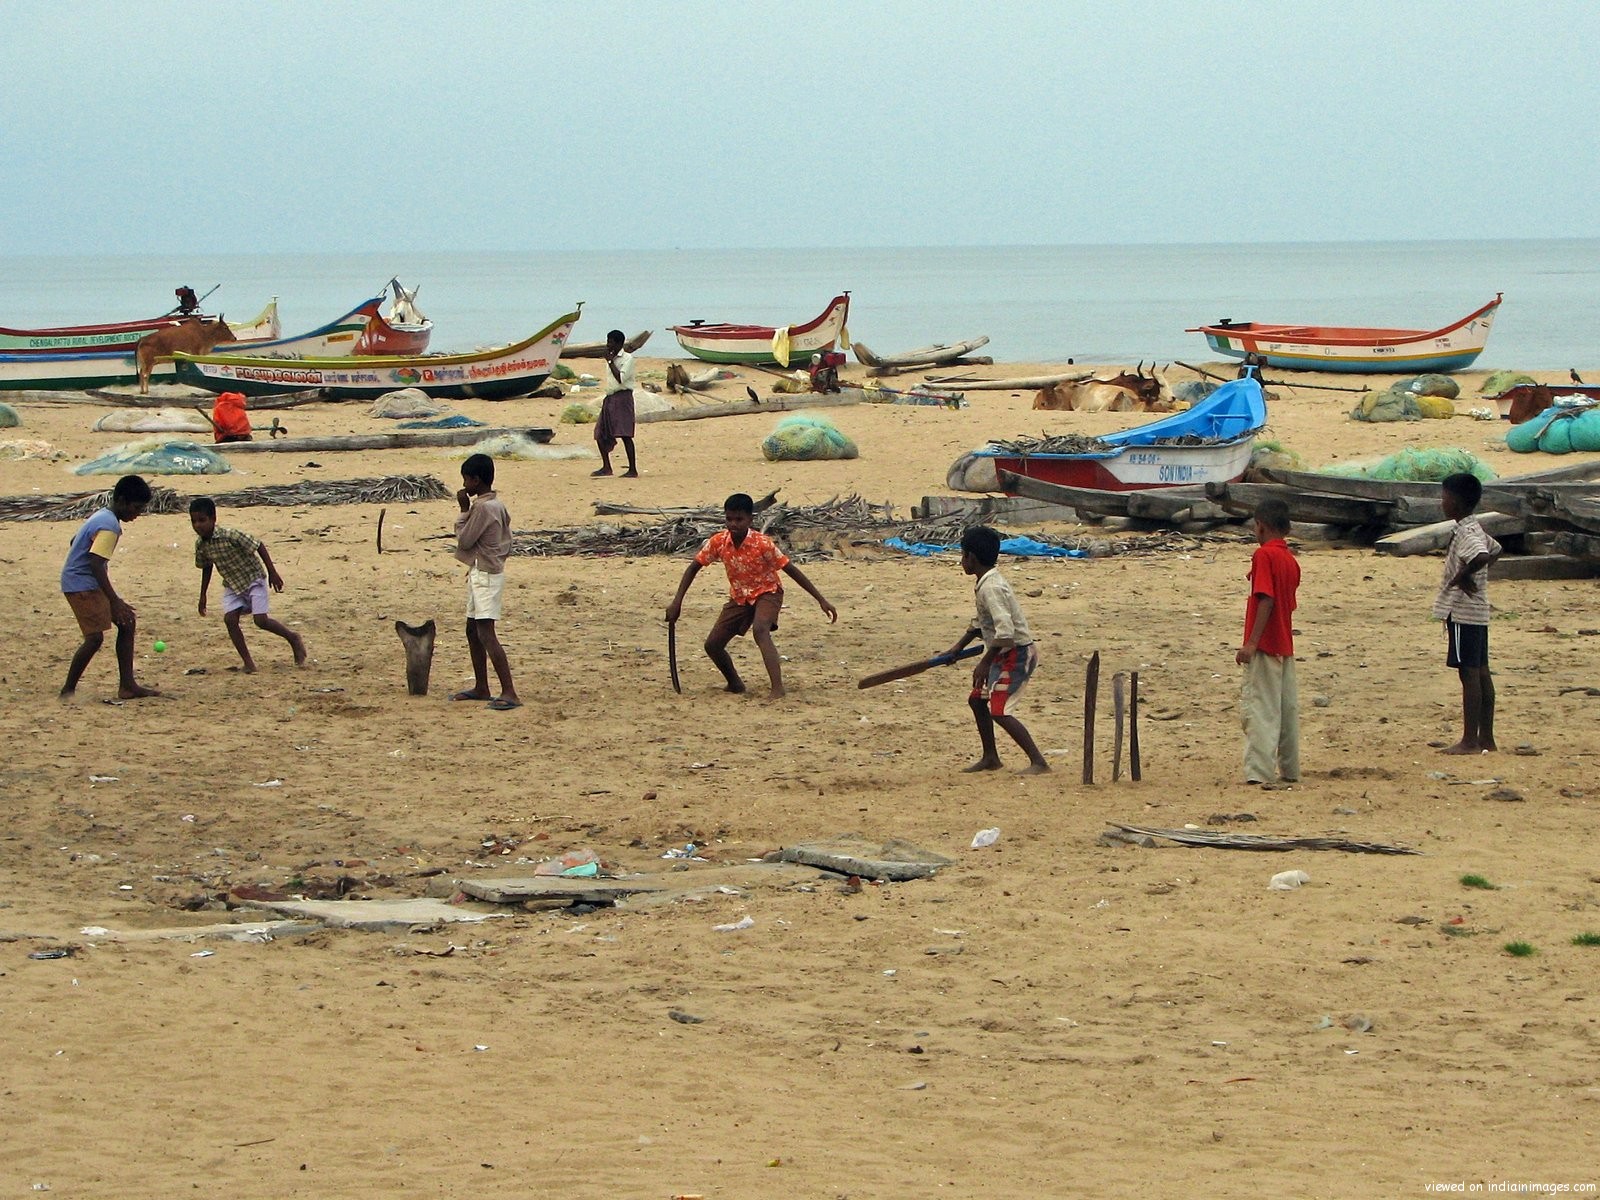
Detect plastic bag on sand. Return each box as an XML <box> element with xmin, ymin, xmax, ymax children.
<box><xmin>75</xmin><ymin>438</ymin><xmax>230</xmax><ymax>476</ymax></box>
<box><xmin>1269</xmin><ymin>869</ymin><xmax>1310</xmax><ymax>890</ymax></box>
<box><xmin>761</xmin><ymin>414</ymin><xmax>858</xmax><ymax>462</ymax></box>
<box><xmin>971</xmin><ymin>827</ymin><xmax>1001</xmax><ymax>849</ymax></box>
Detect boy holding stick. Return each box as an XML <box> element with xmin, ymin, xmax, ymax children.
<box><xmin>946</xmin><ymin>526</ymin><xmax>1049</xmax><ymax>774</ymax></box>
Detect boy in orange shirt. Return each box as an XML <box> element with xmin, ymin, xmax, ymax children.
<box><xmin>665</xmin><ymin>493</ymin><xmax>837</xmax><ymax>698</ymax></box>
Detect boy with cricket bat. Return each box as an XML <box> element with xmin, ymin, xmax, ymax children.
<box><xmin>945</xmin><ymin>526</ymin><xmax>1050</xmax><ymax>774</ymax></box>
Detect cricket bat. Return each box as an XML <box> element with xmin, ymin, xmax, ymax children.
<box><xmin>857</xmin><ymin>644</ymin><xmax>983</xmax><ymax>690</ymax></box>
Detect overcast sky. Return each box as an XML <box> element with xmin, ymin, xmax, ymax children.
<box><xmin>3</xmin><ymin>0</ymin><xmax>1595</xmax><ymax>255</ymax></box>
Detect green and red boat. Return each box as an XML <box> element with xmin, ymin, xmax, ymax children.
<box><xmin>670</xmin><ymin>293</ymin><xmax>850</xmax><ymax>366</ymax></box>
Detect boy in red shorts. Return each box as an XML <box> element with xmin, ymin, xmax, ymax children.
<box><xmin>945</xmin><ymin>526</ymin><xmax>1050</xmax><ymax>774</ymax></box>
<box><xmin>665</xmin><ymin>492</ymin><xmax>837</xmax><ymax>698</ymax></box>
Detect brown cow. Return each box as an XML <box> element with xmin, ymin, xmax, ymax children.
<box><xmin>1501</xmin><ymin>383</ymin><xmax>1600</xmax><ymax>425</ymax></box>
<box><xmin>136</xmin><ymin>317</ymin><xmax>237</xmax><ymax>394</ymax></box>
<box><xmin>1033</xmin><ymin>362</ymin><xmax>1174</xmax><ymax>413</ymax></box>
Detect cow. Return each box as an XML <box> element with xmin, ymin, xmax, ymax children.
<box><xmin>1032</xmin><ymin>362</ymin><xmax>1175</xmax><ymax>413</ymax></box>
<box><xmin>136</xmin><ymin>317</ymin><xmax>237</xmax><ymax>394</ymax></box>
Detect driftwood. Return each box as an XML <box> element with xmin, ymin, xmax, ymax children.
<box><xmin>217</xmin><ymin>427</ymin><xmax>552</xmax><ymax>454</ymax></box>
<box><xmin>854</xmin><ymin>337</ymin><xmax>992</xmax><ymax>375</ymax></box>
<box><xmin>0</xmin><ymin>474</ymin><xmax>449</xmax><ymax>522</ymax></box>
<box><xmin>560</xmin><ymin>330</ymin><xmax>652</xmax><ymax>358</ymax></box>
<box><xmin>1129</xmin><ymin>672</ymin><xmax>1141</xmax><ymax>781</ymax></box>
<box><xmin>1082</xmin><ymin>651</ymin><xmax>1100</xmax><ymax>785</ymax></box>
<box><xmin>395</xmin><ymin>620</ymin><xmax>436</xmax><ymax>696</ymax></box>
<box><xmin>924</xmin><ymin>370</ymin><xmax>1091</xmax><ymax>391</ymax></box>
<box><xmin>1105</xmin><ymin>822</ymin><xmax>1421</xmax><ymax>855</ymax></box>
<box><xmin>1374</xmin><ymin>512</ymin><xmax>1525</xmax><ymax>557</ymax></box>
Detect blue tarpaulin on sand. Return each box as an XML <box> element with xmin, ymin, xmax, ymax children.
<box><xmin>884</xmin><ymin>535</ymin><xmax>1087</xmax><ymax>559</ymax></box>
<box><xmin>397</xmin><ymin>414</ymin><xmax>486</xmax><ymax>430</ymax></box>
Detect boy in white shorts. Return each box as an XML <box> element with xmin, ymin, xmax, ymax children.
<box><xmin>451</xmin><ymin>453</ymin><xmax>520</xmax><ymax>710</ymax></box>
<box><xmin>190</xmin><ymin>496</ymin><xmax>307</xmax><ymax>673</ymax></box>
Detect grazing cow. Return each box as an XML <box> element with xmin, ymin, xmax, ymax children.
<box><xmin>1032</xmin><ymin>362</ymin><xmax>1175</xmax><ymax>413</ymax></box>
<box><xmin>136</xmin><ymin>317</ymin><xmax>237</xmax><ymax>394</ymax></box>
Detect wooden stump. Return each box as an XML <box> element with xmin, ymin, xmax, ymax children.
<box><xmin>1112</xmin><ymin>672</ymin><xmax>1127</xmax><ymax>782</ymax></box>
<box><xmin>1082</xmin><ymin>651</ymin><xmax>1100</xmax><ymax>785</ymax></box>
<box><xmin>1129</xmin><ymin>671</ymin><xmax>1142</xmax><ymax>782</ymax></box>
<box><xmin>395</xmin><ymin>619</ymin><xmax>437</xmax><ymax>696</ymax></box>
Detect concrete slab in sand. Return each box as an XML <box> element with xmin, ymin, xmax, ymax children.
<box><xmin>244</xmin><ymin>897</ymin><xmax>509</xmax><ymax>932</ymax></box>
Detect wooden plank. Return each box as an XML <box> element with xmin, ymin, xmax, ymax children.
<box><xmin>1206</xmin><ymin>481</ymin><xmax>1395</xmax><ymax>526</ymax></box>
<box><xmin>217</xmin><ymin>426</ymin><xmax>553</xmax><ymax>454</ymax></box>
<box><xmin>1548</xmin><ymin>531</ymin><xmax>1600</xmax><ymax>561</ymax></box>
<box><xmin>915</xmin><ymin>494</ymin><xmax>1093</xmax><ymax>524</ymax></box>
<box><xmin>1491</xmin><ymin>554</ymin><xmax>1600</xmax><ymax>580</ymax></box>
<box><xmin>1373</xmin><ymin>511</ymin><xmax>1524</xmax><ymax>556</ymax></box>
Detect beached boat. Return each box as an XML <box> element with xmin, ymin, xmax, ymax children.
<box><xmin>173</xmin><ymin>310</ymin><xmax>580</xmax><ymax>401</ymax></box>
<box><xmin>979</xmin><ymin>377</ymin><xmax>1266</xmax><ymax>492</ymax></box>
<box><xmin>354</xmin><ymin>279</ymin><xmax>433</xmax><ymax>356</ymax></box>
<box><xmin>1187</xmin><ymin>295</ymin><xmax>1502</xmax><ymax>374</ymax></box>
<box><xmin>0</xmin><ymin>298</ymin><xmax>280</xmax><ymax>355</ymax></box>
<box><xmin>670</xmin><ymin>294</ymin><xmax>850</xmax><ymax>366</ymax></box>
<box><xmin>0</xmin><ymin>297</ymin><xmax>382</xmax><ymax>392</ymax></box>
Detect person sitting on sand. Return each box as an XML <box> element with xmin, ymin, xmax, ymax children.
<box><xmin>1433</xmin><ymin>473</ymin><xmax>1501</xmax><ymax>754</ymax></box>
<box><xmin>451</xmin><ymin>453</ymin><xmax>520</xmax><ymax>710</ymax></box>
<box><xmin>594</xmin><ymin>329</ymin><xmax>638</xmax><ymax>478</ymax></box>
<box><xmin>665</xmin><ymin>492</ymin><xmax>837</xmax><ymax>699</ymax></box>
<box><xmin>943</xmin><ymin>526</ymin><xmax>1050</xmax><ymax>774</ymax></box>
<box><xmin>190</xmin><ymin>496</ymin><xmax>307</xmax><ymax>673</ymax></box>
<box><xmin>59</xmin><ymin>474</ymin><xmax>160</xmax><ymax>700</ymax></box>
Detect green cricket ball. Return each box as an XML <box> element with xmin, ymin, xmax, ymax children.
<box><xmin>153</xmin><ymin>640</ymin><xmax>167</xmax><ymax>653</ymax></box>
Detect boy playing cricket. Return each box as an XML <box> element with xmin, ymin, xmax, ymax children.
<box><xmin>1236</xmin><ymin>498</ymin><xmax>1300</xmax><ymax>786</ymax></box>
<box><xmin>190</xmin><ymin>496</ymin><xmax>307</xmax><ymax>672</ymax></box>
<box><xmin>1433</xmin><ymin>473</ymin><xmax>1501</xmax><ymax>754</ymax></box>
<box><xmin>946</xmin><ymin>526</ymin><xmax>1050</xmax><ymax>774</ymax></box>
<box><xmin>60</xmin><ymin>474</ymin><xmax>160</xmax><ymax>700</ymax></box>
<box><xmin>665</xmin><ymin>492</ymin><xmax>837</xmax><ymax>698</ymax></box>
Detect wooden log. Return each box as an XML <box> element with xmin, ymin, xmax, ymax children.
<box><xmin>869</xmin><ymin>356</ymin><xmax>994</xmax><ymax>377</ymax></box>
<box><xmin>915</xmin><ymin>494</ymin><xmax>1095</xmax><ymax>524</ymax></box>
<box><xmin>854</xmin><ymin>336</ymin><xmax>990</xmax><ymax>369</ymax></box>
<box><xmin>395</xmin><ymin>619</ymin><xmax>436</xmax><ymax>696</ymax></box>
<box><xmin>1129</xmin><ymin>671</ymin><xmax>1141</xmax><ymax>782</ymax></box>
<box><xmin>1547</xmin><ymin>531</ymin><xmax>1600</xmax><ymax>561</ymax></box>
<box><xmin>1489</xmin><ymin>553</ymin><xmax>1600</xmax><ymax>580</ymax></box>
<box><xmin>1373</xmin><ymin>511</ymin><xmax>1525</xmax><ymax>556</ymax></box>
<box><xmin>217</xmin><ymin>426</ymin><xmax>553</xmax><ymax>454</ymax></box>
<box><xmin>1111</xmin><ymin>672</ymin><xmax>1126</xmax><ymax>782</ymax></box>
<box><xmin>1205</xmin><ymin>481</ymin><xmax>1395</xmax><ymax>527</ymax></box>
<box><xmin>923</xmin><ymin>370</ymin><xmax>1092</xmax><ymax>390</ymax></box>
<box><xmin>633</xmin><ymin>391</ymin><xmax>867</xmax><ymax>425</ymax></box>
<box><xmin>1082</xmin><ymin>651</ymin><xmax>1100</xmax><ymax>785</ymax></box>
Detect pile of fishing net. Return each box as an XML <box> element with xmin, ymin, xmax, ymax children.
<box><xmin>0</xmin><ymin>439</ymin><xmax>63</xmax><ymax>462</ymax></box>
<box><xmin>561</xmin><ymin>403</ymin><xmax>597</xmax><ymax>424</ymax></box>
<box><xmin>1323</xmin><ymin>447</ymin><xmax>1495</xmax><ymax>482</ymax></box>
<box><xmin>92</xmin><ymin>408</ymin><xmax>211</xmax><ymax>433</ymax></box>
<box><xmin>1350</xmin><ymin>388</ymin><xmax>1455</xmax><ymax>422</ymax></box>
<box><xmin>1505</xmin><ymin>405</ymin><xmax>1600</xmax><ymax>454</ymax></box>
<box><xmin>1398</xmin><ymin>374</ymin><xmax>1460</xmax><ymax>399</ymax></box>
<box><xmin>1479</xmin><ymin>370</ymin><xmax>1538</xmax><ymax>398</ymax></box>
<box><xmin>464</xmin><ymin>432</ymin><xmax>591</xmax><ymax>461</ymax></box>
<box><xmin>74</xmin><ymin>438</ymin><xmax>231</xmax><ymax>476</ymax></box>
<box><xmin>1249</xmin><ymin>439</ymin><xmax>1304</xmax><ymax>472</ymax></box>
<box><xmin>0</xmin><ymin>403</ymin><xmax>19</xmax><ymax>429</ymax></box>
<box><xmin>761</xmin><ymin>414</ymin><xmax>858</xmax><ymax>462</ymax></box>
<box><xmin>371</xmin><ymin>389</ymin><xmax>447</xmax><ymax>419</ymax></box>
<box><xmin>1172</xmin><ymin>380</ymin><xmax>1218</xmax><ymax>406</ymax></box>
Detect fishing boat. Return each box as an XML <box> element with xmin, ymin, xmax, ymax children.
<box><xmin>0</xmin><ymin>297</ymin><xmax>379</xmax><ymax>392</ymax></box>
<box><xmin>0</xmin><ymin>298</ymin><xmax>280</xmax><ymax>354</ymax></box>
<box><xmin>670</xmin><ymin>293</ymin><xmax>850</xmax><ymax>366</ymax></box>
<box><xmin>354</xmin><ymin>279</ymin><xmax>433</xmax><ymax>356</ymax></box>
<box><xmin>978</xmin><ymin>377</ymin><xmax>1266</xmax><ymax>492</ymax></box>
<box><xmin>1187</xmin><ymin>295</ymin><xmax>1501</xmax><ymax>374</ymax></box>
<box><xmin>173</xmin><ymin>310</ymin><xmax>580</xmax><ymax>401</ymax></box>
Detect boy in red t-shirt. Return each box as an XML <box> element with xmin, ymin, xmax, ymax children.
<box><xmin>1236</xmin><ymin>498</ymin><xmax>1301</xmax><ymax>786</ymax></box>
<box><xmin>665</xmin><ymin>493</ymin><xmax>837</xmax><ymax>698</ymax></box>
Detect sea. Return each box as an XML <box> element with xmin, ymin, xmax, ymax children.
<box><xmin>1</xmin><ymin>239</ymin><xmax>1595</xmax><ymax>368</ymax></box>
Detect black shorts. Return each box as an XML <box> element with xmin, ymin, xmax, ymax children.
<box><xmin>1445</xmin><ymin>618</ymin><xmax>1489</xmax><ymax>670</ymax></box>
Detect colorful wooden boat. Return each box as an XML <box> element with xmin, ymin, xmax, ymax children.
<box><xmin>1187</xmin><ymin>295</ymin><xmax>1501</xmax><ymax>374</ymax></box>
<box><xmin>0</xmin><ymin>298</ymin><xmax>280</xmax><ymax>354</ymax></box>
<box><xmin>354</xmin><ymin>279</ymin><xmax>433</xmax><ymax>356</ymax></box>
<box><xmin>173</xmin><ymin>310</ymin><xmax>580</xmax><ymax>401</ymax></box>
<box><xmin>670</xmin><ymin>293</ymin><xmax>850</xmax><ymax>366</ymax></box>
<box><xmin>0</xmin><ymin>297</ymin><xmax>376</xmax><ymax>392</ymax></box>
<box><xmin>979</xmin><ymin>377</ymin><xmax>1266</xmax><ymax>492</ymax></box>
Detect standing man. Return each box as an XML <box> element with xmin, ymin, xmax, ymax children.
<box><xmin>450</xmin><ymin>453</ymin><xmax>520</xmax><ymax>711</ymax></box>
<box><xmin>1236</xmin><ymin>497</ymin><xmax>1300</xmax><ymax>786</ymax></box>
<box><xmin>594</xmin><ymin>329</ymin><xmax>638</xmax><ymax>478</ymax></box>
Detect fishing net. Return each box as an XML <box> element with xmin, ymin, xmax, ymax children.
<box><xmin>0</xmin><ymin>403</ymin><xmax>19</xmax><ymax>429</ymax></box>
<box><xmin>73</xmin><ymin>438</ymin><xmax>231</xmax><ymax>476</ymax></box>
<box><xmin>1479</xmin><ymin>370</ymin><xmax>1538</xmax><ymax>398</ymax></box>
<box><xmin>761</xmin><ymin>414</ymin><xmax>858</xmax><ymax>462</ymax></box>
<box><xmin>561</xmin><ymin>403</ymin><xmax>597</xmax><ymax>424</ymax></box>
<box><xmin>1323</xmin><ymin>447</ymin><xmax>1495</xmax><ymax>482</ymax></box>
<box><xmin>1506</xmin><ymin>407</ymin><xmax>1600</xmax><ymax>454</ymax></box>
<box><xmin>0</xmin><ymin>438</ymin><xmax>63</xmax><ymax>462</ymax></box>
<box><xmin>396</xmin><ymin>414</ymin><xmax>485</xmax><ymax>430</ymax></box>
<box><xmin>1172</xmin><ymin>380</ymin><xmax>1218</xmax><ymax>406</ymax></box>
<box><xmin>92</xmin><ymin>408</ymin><xmax>210</xmax><ymax>433</ymax></box>
<box><xmin>371</xmin><ymin>389</ymin><xmax>447</xmax><ymax>419</ymax></box>
<box><xmin>1250</xmin><ymin>439</ymin><xmax>1304</xmax><ymax>471</ymax></box>
<box><xmin>464</xmin><ymin>433</ymin><xmax>591</xmax><ymax>461</ymax></box>
<box><xmin>1400</xmin><ymin>374</ymin><xmax>1460</xmax><ymax>399</ymax></box>
<box><xmin>1350</xmin><ymin>389</ymin><xmax>1420</xmax><ymax>422</ymax></box>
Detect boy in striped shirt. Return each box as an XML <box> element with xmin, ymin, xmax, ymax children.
<box><xmin>1433</xmin><ymin>473</ymin><xmax>1501</xmax><ymax>754</ymax></box>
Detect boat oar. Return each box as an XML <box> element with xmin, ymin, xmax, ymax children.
<box><xmin>1174</xmin><ymin>360</ymin><xmax>1370</xmax><ymax>394</ymax></box>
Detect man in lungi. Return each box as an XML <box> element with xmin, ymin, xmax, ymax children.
<box><xmin>593</xmin><ymin>329</ymin><xmax>638</xmax><ymax>477</ymax></box>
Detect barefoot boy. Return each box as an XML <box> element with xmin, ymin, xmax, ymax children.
<box><xmin>451</xmin><ymin>453</ymin><xmax>520</xmax><ymax>710</ymax></box>
<box><xmin>1433</xmin><ymin>473</ymin><xmax>1501</xmax><ymax>754</ymax></box>
<box><xmin>945</xmin><ymin>526</ymin><xmax>1049</xmax><ymax>774</ymax></box>
<box><xmin>665</xmin><ymin>492</ymin><xmax>837</xmax><ymax>698</ymax></box>
<box><xmin>1236</xmin><ymin>498</ymin><xmax>1300</xmax><ymax>785</ymax></box>
<box><xmin>190</xmin><ymin>496</ymin><xmax>307</xmax><ymax>673</ymax></box>
<box><xmin>593</xmin><ymin>329</ymin><xmax>638</xmax><ymax>478</ymax></box>
<box><xmin>60</xmin><ymin>474</ymin><xmax>159</xmax><ymax>700</ymax></box>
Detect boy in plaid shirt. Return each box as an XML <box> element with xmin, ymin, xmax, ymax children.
<box><xmin>190</xmin><ymin>497</ymin><xmax>307</xmax><ymax>672</ymax></box>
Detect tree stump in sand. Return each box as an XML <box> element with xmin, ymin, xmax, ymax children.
<box><xmin>395</xmin><ymin>620</ymin><xmax>436</xmax><ymax>695</ymax></box>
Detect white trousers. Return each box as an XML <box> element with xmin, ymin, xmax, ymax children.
<box><xmin>1241</xmin><ymin>652</ymin><xmax>1299</xmax><ymax>784</ymax></box>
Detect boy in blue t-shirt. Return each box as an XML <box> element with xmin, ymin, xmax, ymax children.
<box><xmin>60</xmin><ymin>475</ymin><xmax>160</xmax><ymax>700</ymax></box>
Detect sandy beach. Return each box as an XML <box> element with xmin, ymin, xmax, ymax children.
<box><xmin>2</xmin><ymin>357</ymin><xmax>1598</xmax><ymax>1198</ymax></box>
